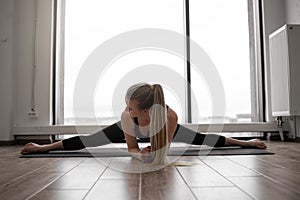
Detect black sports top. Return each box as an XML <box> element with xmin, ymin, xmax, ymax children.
<box><xmin>133</xmin><ymin>105</ymin><xmax>169</xmax><ymax>142</ymax></box>
<box><xmin>133</xmin><ymin>117</ymin><xmax>149</xmax><ymax>140</ymax></box>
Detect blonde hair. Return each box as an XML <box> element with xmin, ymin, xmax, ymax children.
<box><xmin>126</xmin><ymin>83</ymin><xmax>169</xmax><ymax>164</ymax></box>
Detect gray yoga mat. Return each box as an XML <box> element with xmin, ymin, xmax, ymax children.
<box><xmin>20</xmin><ymin>146</ymin><xmax>274</xmax><ymax>158</ymax></box>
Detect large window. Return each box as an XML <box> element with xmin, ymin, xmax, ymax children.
<box><xmin>190</xmin><ymin>0</ymin><xmax>253</xmax><ymax>123</ymax></box>
<box><xmin>63</xmin><ymin>0</ymin><xmax>185</xmax><ymax>125</ymax></box>
<box><xmin>60</xmin><ymin>0</ymin><xmax>259</xmax><ymax>125</ymax></box>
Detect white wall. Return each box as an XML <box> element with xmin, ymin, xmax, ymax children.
<box><xmin>0</xmin><ymin>0</ymin><xmax>15</xmax><ymax>141</ymax></box>
<box><xmin>285</xmin><ymin>0</ymin><xmax>300</xmax><ymax>23</ymax></box>
<box><xmin>14</xmin><ymin>0</ymin><xmax>53</xmax><ymax>127</ymax></box>
<box><xmin>0</xmin><ymin>0</ymin><xmax>53</xmax><ymax>141</ymax></box>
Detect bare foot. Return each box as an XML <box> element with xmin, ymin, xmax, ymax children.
<box><xmin>246</xmin><ymin>139</ymin><xmax>267</xmax><ymax>149</ymax></box>
<box><xmin>20</xmin><ymin>142</ymin><xmax>48</xmax><ymax>155</ymax></box>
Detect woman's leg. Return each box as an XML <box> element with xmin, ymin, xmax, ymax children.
<box><xmin>63</xmin><ymin>121</ymin><xmax>125</xmax><ymax>150</ymax></box>
<box><xmin>224</xmin><ymin>137</ymin><xmax>266</xmax><ymax>149</ymax></box>
<box><xmin>172</xmin><ymin>125</ymin><xmax>266</xmax><ymax>149</ymax></box>
<box><xmin>172</xmin><ymin>125</ymin><xmax>225</xmax><ymax>147</ymax></box>
<box><xmin>21</xmin><ymin>121</ymin><xmax>125</xmax><ymax>154</ymax></box>
<box><xmin>21</xmin><ymin>141</ymin><xmax>64</xmax><ymax>154</ymax></box>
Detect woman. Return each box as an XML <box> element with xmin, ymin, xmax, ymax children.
<box><xmin>21</xmin><ymin>83</ymin><xmax>266</xmax><ymax>163</ymax></box>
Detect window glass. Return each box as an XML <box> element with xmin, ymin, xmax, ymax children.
<box><xmin>64</xmin><ymin>0</ymin><xmax>185</xmax><ymax>124</ymax></box>
<box><xmin>190</xmin><ymin>0</ymin><xmax>252</xmax><ymax>123</ymax></box>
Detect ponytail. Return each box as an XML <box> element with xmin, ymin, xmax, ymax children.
<box><xmin>149</xmin><ymin>84</ymin><xmax>169</xmax><ymax>165</ymax></box>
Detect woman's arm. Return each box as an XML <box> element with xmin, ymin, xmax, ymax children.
<box><xmin>121</xmin><ymin>110</ymin><xmax>139</xmax><ymax>151</ymax></box>
<box><xmin>167</xmin><ymin>107</ymin><xmax>178</xmax><ymax>144</ymax></box>
<box><xmin>121</xmin><ymin>110</ymin><xmax>151</xmax><ymax>161</ymax></box>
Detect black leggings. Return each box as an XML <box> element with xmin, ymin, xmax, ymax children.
<box><xmin>62</xmin><ymin>121</ymin><xmax>226</xmax><ymax>150</ymax></box>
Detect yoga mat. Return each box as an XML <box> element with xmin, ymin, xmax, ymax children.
<box><xmin>20</xmin><ymin>146</ymin><xmax>274</xmax><ymax>158</ymax></box>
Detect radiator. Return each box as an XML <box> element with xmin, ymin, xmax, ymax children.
<box><xmin>269</xmin><ymin>24</ymin><xmax>300</xmax><ymax>117</ymax></box>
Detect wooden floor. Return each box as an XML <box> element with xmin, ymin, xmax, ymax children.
<box><xmin>0</xmin><ymin>141</ymin><xmax>300</xmax><ymax>200</ymax></box>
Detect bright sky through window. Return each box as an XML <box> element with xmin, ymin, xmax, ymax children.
<box><xmin>64</xmin><ymin>0</ymin><xmax>252</xmax><ymax>124</ymax></box>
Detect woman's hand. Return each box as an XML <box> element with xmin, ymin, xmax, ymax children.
<box><xmin>140</xmin><ymin>146</ymin><xmax>152</xmax><ymax>163</ymax></box>
<box><xmin>141</xmin><ymin>145</ymin><xmax>151</xmax><ymax>152</ymax></box>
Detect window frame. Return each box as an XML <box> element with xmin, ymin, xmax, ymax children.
<box><xmin>54</xmin><ymin>0</ymin><xmax>65</xmax><ymax>125</ymax></box>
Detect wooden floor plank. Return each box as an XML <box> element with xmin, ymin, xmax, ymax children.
<box><xmin>202</xmin><ymin>158</ymin><xmax>261</xmax><ymax>177</ymax></box>
<box><xmin>254</xmin><ymin>167</ymin><xmax>300</xmax><ymax>195</ymax></box>
<box><xmin>0</xmin><ymin>157</ymin><xmax>60</xmax><ymax>188</ymax></box>
<box><xmin>47</xmin><ymin>165</ymin><xmax>106</xmax><ymax>190</ymax></box>
<box><xmin>228</xmin><ymin>176</ymin><xmax>300</xmax><ymax>200</ymax></box>
<box><xmin>256</xmin><ymin>155</ymin><xmax>300</xmax><ymax>171</ymax></box>
<box><xmin>30</xmin><ymin>189</ymin><xmax>89</xmax><ymax>200</ymax></box>
<box><xmin>0</xmin><ymin>145</ymin><xmax>23</xmax><ymax>154</ymax></box>
<box><xmin>141</xmin><ymin>166</ymin><xmax>196</xmax><ymax>200</ymax></box>
<box><xmin>39</xmin><ymin>158</ymin><xmax>86</xmax><ymax>172</ymax></box>
<box><xmin>177</xmin><ymin>163</ymin><xmax>233</xmax><ymax>187</ymax></box>
<box><xmin>225</xmin><ymin>155</ymin><xmax>284</xmax><ymax>169</ymax></box>
<box><xmin>84</xmin><ymin>179</ymin><xmax>139</xmax><ymax>200</ymax></box>
<box><xmin>192</xmin><ymin>187</ymin><xmax>253</xmax><ymax>200</ymax></box>
<box><xmin>99</xmin><ymin>157</ymin><xmax>141</xmax><ymax>180</ymax></box>
<box><xmin>0</xmin><ymin>170</ymin><xmax>64</xmax><ymax>200</ymax></box>
<box><xmin>105</xmin><ymin>157</ymin><xmax>142</xmax><ymax>174</ymax></box>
